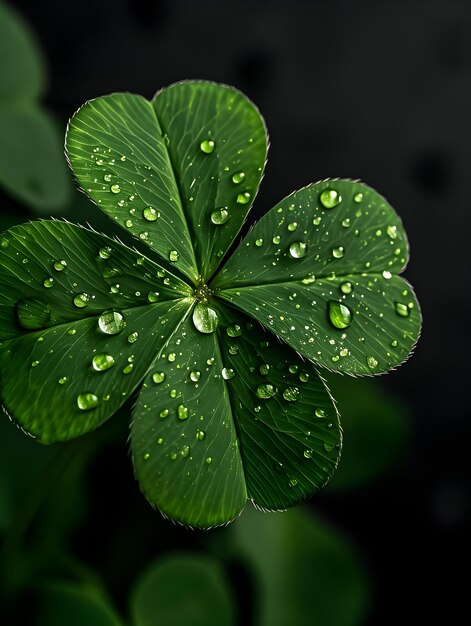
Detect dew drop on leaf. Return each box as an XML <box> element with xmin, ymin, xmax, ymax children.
<box><xmin>153</xmin><ymin>372</ymin><xmax>165</xmax><ymax>384</ymax></box>
<box><xmin>315</xmin><ymin>408</ymin><xmax>326</xmax><ymax>418</ymax></box>
<box><xmin>304</xmin><ymin>449</ymin><xmax>313</xmax><ymax>459</ymax></box>
<box><xmin>395</xmin><ymin>302</ymin><xmax>410</xmax><ymax>317</ymax></box>
<box><xmin>319</xmin><ymin>188</ymin><xmax>342</xmax><ymax>209</ymax></box>
<box><xmin>97</xmin><ymin>310</ymin><xmax>126</xmax><ymax>335</ymax></box>
<box><xmin>328</xmin><ymin>301</ymin><xmax>352</xmax><ymax>329</ymax></box>
<box><xmin>221</xmin><ymin>367</ymin><xmax>235</xmax><ymax>380</ymax></box>
<box><xmin>168</xmin><ymin>250</ymin><xmax>179</xmax><ymax>262</ymax></box>
<box><xmin>190</xmin><ymin>370</ymin><xmax>201</xmax><ymax>382</ymax></box>
<box><xmin>353</xmin><ymin>192</ymin><xmax>364</xmax><ymax>203</ymax></box>
<box><xmin>324</xmin><ymin>442</ymin><xmax>334</xmax><ymax>452</ymax></box>
<box><xmin>196</xmin><ymin>430</ymin><xmax>206</xmax><ymax>441</ymax></box>
<box><xmin>387</xmin><ymin>225</ymin><xmax>398</xmax><ymax>239</ymax></box>
<box><xmin>180</xmin><ymin>445</ymin><xmax>190</xmax><ymax>459</ymax></box>
<box><xmin>272</xmin><ymin>235</ymin><xmax>281</xmax><ymax>245</ymax></box>
<box><xmin>332</xmin><ymin>246</ymin><xmax>344</xmax><ymax>259</ymax></box>
<box><xmin>77</xmin><ymin>393</ymin><xmax>99</xmax><ymax>411</ymax></box>
<box><xmin>16</xmin><ymin>297</ymin><xmax>51</xmax><ymax>330</ymax></box>
<box><xmin>92</xmin><ymin>354</ymin><xmax>115</xmax><ymax>371</ymax></box>
<box><xmin>177</xmin><ymin>404</ymin><xmax>189</xmax><ymax>420</ymax></box>
<box><xmin>43</xmin><ymin>277</ymin><xmax>54</xmax><ymax>288</ymax></box>
<box><xmin>73</xmin><ymin>293</ymin><xmax>90</xmax><ymax>308</ymax></box>
<box><xmin>236</xmin><ymin>192</ymin><xmax>251</xmax><ymax>204</ymax></box>
<box><xmin>99</xmin><ymin>247</ymin><xmax>112</xmax><ymax>259</ymax></box>
<box><xmin>192</xmin><ymin>302</ymin><xmax>219</xmax><ymax>334</ymax></box>
<box><xmin>110</xmin><ymin>184</ymin><xmax>120</xmax><ymax>194</ymax></box>
<box><xmin>341</xmin><ymin>218</ymin><xmax>351</xmax><ymax>228</ymax></box>
<box><xmin>53</xmin><ymin>260</ymin><xmax>67</xmax><ymax>271</ymax></box>
<box><xmin>226</xmin><ymin>324</ymin><xmax>242</xmax><ymax>337</ymax></box>
<box><xmin>205</xmin><ymin>457</ymin><xmax>213</xmax><ymax>465</ymax></box>
<box><xmin>128</xmin><ymin>331</ymin><xmax>139</xmax><ymax>343</ymax></box>
<box><xmin>256</xmin><ymin>384</ymin><xmax>277</xmax><ymax>399</ymax></box>
<box><xmin>232</xmin><ymin>171</ymin><xmax>245</xmax><ymax>184</ymax></box>
<box><xmin>283</xmin><ymin>386</ymin><xmax>300</xmax><ymax>402</ymax></box>
<box><xmin>159</xmin><ymin>409</ymin><xmax>169</xmax><ymax>418</ymax></box>
<box><xmin>287</xmin><ymin>222</ymin><xmax>298</xmax><ymax>232</ymax></box>
<box><xmin>210</xmin><ymin>208</ymin><xmax>230</xmax><ymax>225</ymax></box>
<box><xmin>148</xmin><ymin>291</ymin><xmax>160</xmax><ymax>303</ymax></box>
<box><xmin>200</xmin><ymin>139</ymin><xmax>215</xmax><ymax>154</ymax></box>
<box><xmin>255</xmin><ymin>238</ymin><xmax>263</xmax><ymax>247</ymax></box>
<box><xmin>259</xmin><ymin>363</ymin><xmax>270</xmax><ymax>375</ymax></box>
<box><xmin>340</xmin><ymin>281</ymin><xmax>353</xmax><ymax>294</ymax></box>
<box><xmin>383</xmin><ymin>270</ymin><xmax>392</xmax><ymax>279</ymax></box>
<box><xmin>367</xmin><ymin>356</ymin><xmax>379</xmax><ymax>369</ymax></box>
<box><xmin>143</xmin><ymin>207</ymin><xmax>158</xmax><ymax>221</ymax></box>
<box><xmin>289</xmin><ymin>241</ymin><xmax>307</xmax><ymax>258</ymax></box>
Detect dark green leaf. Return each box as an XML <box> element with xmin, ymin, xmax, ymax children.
<box><xmin>0</xmin><ymin>3</ymin><xmax>45</xmax><ymax>103</ymax></box>
<box><xmin>235</xmin><ymin>507</ymin><xmax>371</xmax><ymax>626</ymax></box>
<box><xmin>214</xmin><ymin>180</ymin><xmax>422</xmax><ymax>374</ymax></box>
<box><xmin>132</xmin><ymin>304</ymin><xmax>340</xmax><ymax>528</ymax></box>
<box><xmin>131</xmin><ymin>553</ymin><xmax>235</xmax><ymax>626</ymax></box>
<box><xmin>0</xmin><ymin>221</ymin><xmax>191</xmax><ymax>442</ymax></box>
<box><xmin>38</xmin><ymin>582</ymin><xmax>123</xmax><ymax>626</ymax></box>
<box><xmin>0</xmin><ymin>105</ymin><xmax>70</xmax><ymax>211</ymax></box>
<box><xmin>66</xmin><ymin>81</ymin><xmax>267</xmax><ymax>282</ymax></box>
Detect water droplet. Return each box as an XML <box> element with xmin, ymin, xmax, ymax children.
<box><xmin>340</xmin><ymin>281</ymin><xmax>353</xmax><ymax>294</ymax></box>
<box><xmin>313</xmin><ymin>216</ymin><xmax>322</xmax><ymax>226</ymax></box>
<box><xmin>315</xmin><ymin>408</ymin><xmax>326</xmax><ymax>418</ymax></box>
<box><xmin>168</xmin><ymin>250</ymin><xmax>179</xmax><ymax>262</ymax></box>
<box><xmin>31</xmin><ymin>360</ymin><xmax>39</xmax><ymax>368</ymax></box>
<box><xmin>229</xmin><ymin>345</ymin><xmax>239</xmax><ymax>355</ymax></box>
<box><xmin>328</xmin><ymin>301</ymin><xmax>352</xmax><ymax>329</ymax></box>
<box><xmin>77</xmin><ymin>393</ymin><xmax>99</xmax><ymax>411</ymax></box>
<box><xmin>190</xmin><ymin>370</ymin><xmax>201</xmax><ymax>382</ymax></box>
<box><xmin>289</xmin><ymin>241</ymin><xmax>307</xmax><ymax>258</ymax></box>
<box><xmin>222</xmin><ymin>367</ymin><xmax>235</xmax><ymax>380</ymax></box>
<box><xmin>259</xmin><ymin>363</ymin><xmax>270</xmax><ymax>375</ymax></box>
<box><xmin>73</xmin><ymin>293</ymin><xmax>90</xmax><ymax>308</ymax></box>
<box><xmin>168</xmin><ymin>353</ymin><xmax>176</xmax><ymax>362</ymax></box>
<box><xmin>104</xmin><ymin>173</ymin><xmax>112</xmax><ymax>182</ymax></box>
<box><xmin>200</xmin><ymin>139</ymin><xmax>215</xmax><ymax>154</ymax></box>
<box><xmin>43</xmin><ymin>277</ymin><xmax>54</xmax><ymax>288</ymax></box>
<box><xmin>193</xmin><ymin>302</ymin><xmax>219</xmax><ymax>334</ymax></box>
<box><xmin>387</xmin><ymin>225</ymin><xmax>397</xmax><ymax>239</ymax></box>
<box><xmin>125</xmin><ymin>219</ymin><xmax>133</xmax><ymax>228</ymax></box>
<box><xmin>211</xmin><ymin>208</ymin><xmax>230</xmax><ymax>225</ymax></box>
<box><xmin>148</xmin><ymin>291</ymin><xmax>160</xmax><ymax>303</ymax></box>
<box><xmin>143</xmin><ymin>453</ymin><xmax>150</xmax><ymax>461</ymax></box>
<box><xmin>97</xmin><ymin>310</ymin><xmax>126</xmax><ymax>335</ymax></box>
<box><xmin>319</xmin><ymin>188</ymin><xmax>342</xmax><ymax>209</ymax></box>
<box><xmin>382</xmin><ymin>270</ymin><xmax>392</xmax><ymax>279</ymax></box>
<box><xmin>196</xmin><ymin>430</ymin><xmax>205</xmax><ymax>441</ymax></box>
<box><xmin>123</xmin><ymin>363</ymin><xmax>134</xmax><ymax>374</ymax></box>
<box><xmin>110</xmin><ymin>284</ymin><xmax>119</xmax><ymax>294</ymax></box>
<box><xmin>58</xmin><ymin>377</ymin><xmax>67</xmax><ymax>385</ymax></box>
<box><xmin>256</xmin><ymin>384</ymin><xmax>277</xmax><ymax>399</ymax></box>
<box><xmin>255</xmin><ymin>238</ymin><xmax>263</xmax><ymax>247</ymax></box>
<box><xmin>159</xmin><ymin>409</ymin><xmax>169</xmax><ymax>418</ymax></box>
<box><xmin>177</xmin><ymin>404</ymin><xmax>189</xmax><ymax>420</ymax></box>
<box><xmin>367</xmin><ymin>356</ymin><xmax>378</xmax><ymax>369</ymax></box>
<box><xmin>157</xmin><ymin>437</ymin><xmax>164</xmax><ymax>444</ymax></box>
<box><xmin>324</xmin><ymin>442</ymin><xmax>334</xmax><ymax>452</ymax></box>
<box><xmin>289</xmin><ymin>478</ymin><xmax>298</xmax><ymax>487</ymax></box>
<box><xmin>299</xmin><ymin>372</ymin><xmax>309</xmax><ymax>382</ymax></box>
<box><xmin>395</xmin><ymin>302</ymin><xmax>410</xmax><ymax>317</ymax></box>
<box><xmin>16</xmin><ymin>297</ymin><xmax>51</xmax><ymax>330</ymax></box>
<box><xmin>237</xmin><ymin>192</ymin><xmax>251</xmax><ymax>205</ymax></box>
<box><xmin>143</xmin><ymin>207</ymin><xmax>158</xmax><ymax>221</ymax></box>
<box><xmin>332</xmin><ymin>246</ymin><xmax>344</xmax><ymax>259</ymax></box>
<box><xmin>99</xmin><ymin>247</ymin><xmax>112</xmax><ymax>260</ymax></box>
<box><xmin>283</xmin><ymin>386</ymin><xmax>300</xmax><ymax>402</ymax></box>
<box><xmin>180</xmin><ymin>445</ymin><xmax>190</xmax><ymax>459</ymax></box>
<box><xmin>289</xmin><ymin>365</ymin><xmax>299</xmax><ymax>374</ymax></box>
<box><xmin>232</xmin><ymin>171</ymin><xmax>245</xmax><ymax>184</ymax></box>
<box><xmin>226</xmin><ymin>324</ymin><xmax>242</xmax><ymax>337</ymax></box>
<box><xmin>110</xmin><ymin>184</ymin><xmax>120</xmax><ymax>194</ymax></box>
<box><xmin>128</xmin><ymin>331</ymin><xmax>139</xmax><ymax>343</ymax></box>
<box><xmin>353</xmin><ymin>192</ymin><xmax>364</xmax><ymax>203</ymax></box>
<box><xmin>287</xmin><ymin>222</ymin><xmax>298</xmax><ymax>232</ymax></box>
<box><xmin>391</xmin><ymin>340</ymin><xmax>398</xmax><ymax>347</ymax></box>
<box><xmin>53</xmin><ymin>260</ymin><xmax>67</xmax><ymax>272</ymax></box>
<box><xmin>304</xmin><ymin>449</ymin><xmax>313</xmax><ymax>459</ymax></box>
<box><xmin>92</xmin><ymin>354</ymin><xmax>115</xmax><ymax>371</ymax></box>
<box><xmin>341</xmin><ymin>218</ymin><xmax>351</xmax><ymax>228</ymax></box>
<box><xmin>272</xmin><ymin>235</ymin><xmax>281</xmax><ymax>245</ymax></box>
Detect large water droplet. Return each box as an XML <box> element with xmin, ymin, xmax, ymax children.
<box><xmin>211</xmin><ymin>208</ymin><xmax>230</xmax><ymax>225</ymax></box>
<box><xmin>256</xmin><ymin>384</ymin><xmax>277</xmax><ymax>399</ymax></box>
<box><xmin>143</xmin><ymin>207</ymin><xmax>158</xmax><ymax>222</ymax></box>
<box><xmin>328</xmin><ymin>301</ymin><xmax>352</xmax><ymax>329</ymax></box>
<box><xmin>200</xmin><ymin>139</ymin><xmax>215</xmax><ymax>154</ymax></box>
<box><xmin>16</xmin><ymin>297</ymin><xmax>51</xmax><ymax>330</ymax></box>
<box><xmin>193</xmin><ymin>302</ymin><xmax>219</xmax><ymax>334</ymax></box>
<box><xmin>289</xmin><ymin>241</ymin><xmax>307</xmax><ymax>258</ymax></box>
<box><xmin>77</xmin><ymin>393</ymin><xmax>99</xmax><ymax>411</ymax></box>
<box><xmin>98</xmin><ymin>310</ymin><xmax>126</xmax><ymax>335</ymax></box>
<box><xmin>395</xmin><ymin>302</ymin><xmax>410</xmax><ymax>317</ymax></box>
<box><xmin>92</xmin><ymin>354</ymin><xmax>115</xmax><ymax>371</ymax></box>
<box><xmin>221</xmin><ymin>367</ymin><xmax>235</xmax><ymax>380</ymax></box>
<box><xmin>319</xmin><ymin>188</ymin><xmax>342</xmax><ymax>209</ymax></box>
<box><xmin>177</xmin><ymin>404</ymin><xmax>189</xmax><ymax>420</ymax></box>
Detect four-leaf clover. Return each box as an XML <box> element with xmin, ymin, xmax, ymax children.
<box><xmin>0</xmin><ymin>80</ymin><xmax>421</xmax><ymax>528</ymax></box>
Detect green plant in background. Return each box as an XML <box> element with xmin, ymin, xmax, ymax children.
<box><xmin>0</xmin><ymin>80</ymin><xmax>421</xmax><ymax>529</ymax></box>
<box><xmin>0</xmin><ymin>3</ymin><xmax>69</xmax><ymax>212</ymax></box>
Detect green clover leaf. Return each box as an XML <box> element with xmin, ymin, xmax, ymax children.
<box><xmin>0</xmin><ymin>80</ymin><xmax>421</xmax><ymax>528</ymax></box>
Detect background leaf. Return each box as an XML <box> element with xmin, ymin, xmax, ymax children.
<box><xmin>234</xmin><ymin>507</ymin><xmax>371</xmax><ymax>626</ymax></box>
<box><xmin>66</xmin><ymin>81</ymin><xmax>267</xmax><ymax>282</ymax></box>
<box><xmin>215</xmin><ymin>180</ymin><xmax>421</xmax><ymax>374</ymax></box>
<box><xmin>131</xmin><ymin>553</ymin><xmax>235</xmax><ymax>626</ymax></box>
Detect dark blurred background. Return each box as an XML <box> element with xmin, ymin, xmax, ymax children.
<box><xmin>1</xmin><ymin>1</ymin><xmax>469</xmax><ymax>624</ymax></box>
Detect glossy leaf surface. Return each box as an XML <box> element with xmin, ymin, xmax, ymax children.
<box><xmin>215</xmin><ymin>180</ymin><xmax>421</xmax><ymax>374</ymax></box>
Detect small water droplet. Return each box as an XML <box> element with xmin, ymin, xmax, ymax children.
<box><xmin>180</xmin><ymin>445</ymin><xmax>190</xmax><ymax>459</ymax></box>
<box><xmin>283</xmin><ymin>386</ymin><xmax>300</xmax><ymax>402</ymax></box>
<box><xmin>143</xmin><ymin>453</ymin><xmax>150</xmax><ymax>460</ymax></box>
<box><xmin>341</xmin><ymin>218</ymin><xmax>351</xmax><ymax>228</ymax></box>
<box><xmin>289</xmin><ymin>241</ymin><xmax>307</xmax><ymax>258</ymax></box>
<box><xmin>16</xmin><ymin>297</ymin><xmax>51</xmax><ymax>330</ymax></box>
<box><xmin>31</xmin><ymin>360</ymin><xmax>39</xmax><ymax>368</ymax></box>
<box><xmin>157</xmin><ymin>437</ymin><xmax>164</xmax><ymax>444</ymax></box>
<box><xmin>259</xmin><ymin>363</ymin><xmax>270</xmax><ymax>375</ymax></box>
<box><xmin>148</xmin><ymin>291</ymin><xmax>160</xmax><ymax>303</ymax></box>
<box><xmin>143</xmin><ymin>207</ymin><xmax>158</xmax><ymax>221</ymax></box>
<box><xmin>123</xmin><ymin>363</ymin><xmax>134</xmax><ymax>374</ymax></box>
<box><xmin>287</xmin><ymin>222</ymin><xmax>298</xmax><ymax>232</ymax></box>
<box><xmin>367</xmin><ymin>356</ymin><xmax>378</xmax><ymax>369</ymax></box>
<box><xmin>58</xmin><ymin>377</ymin><xmax>67</xmax><ymax>385</ymax></box>
<box><xmin>97</xmin><ymin>310</ymin><xmax>126</xmax><ymax>335</ymax></box>
<box><xmin>200</xmin><ymin>139</ymin><xmax>215</xmax><ymax>154</ymax></box>
<box><xmin>193</xmin><ymin>302</ymin><xmax>219</xmax><ymax>334</ymax></box>
<box><xmin>168</xmin><ymin>250</ymin><xmax>179</xmax><ymax>262</ymax></box>
<box><xmin>272</xmin><ymin>235</ymin><xmax>281</xmax><ymax>245</ymax></box>
<box><xmin>323</xmin><ymin>442</ymin><xmax>334</xmax><ymax>452</ymax></box>
<box><xmin>256</xmin><ymin>384</ymin><xmax>277</xmax><ymax>399</ymax></box>
<box><xmin>211</xmin><ymin>208</ymin><xmax>230</xmax><ymax>225</ymax></box>
<box><xmin>99</xmin><ymin>247</ymin><xmax>112</xmax><ymax>260</ymax></box>
<box><xmin>128</xmin><ymin>331</ymin><xmax>139</xmax><ymax>343</ymax></box>
<box><xmin>190</xmin><ymin>370</ymin><xmax>201</xmax><ymax>382</ymax></box>
<box><xmin>387</xmin><ymin>225</ymin><xmax>397</xmax><ymax>239</ymax></box>
<box><xmin>43</xmin><ymin>277</ymin><xmax>54</xmax><ymax>288</ymax></box>
<box><xmin>92</xmin><ymin>354</ymin><xmax>115</xmax><ymax>371</ymax></box>
<box><xmin>382</xmin><ymin>270</ymin><xmax>392</xmax><ymax>279</ymax></box>
<box><xmin>77</xmin><ymin>393</ymin><xmax>99</xmax><ymax>411</ymax></box>
<box><xmin>205</xmin><ymin>457</ymin><xmax>213</xmax><ymax>465</ymax></box>
<box><xmin>313</xmin><ymin>216</ymin><xmax>322</xmax><ymax>226</ymax></box>
<box><xmin>125</xmin><ymin>220</ymin><xmax>133</xmax><ymax>228</ymax></box>
<box><xmin>237</xmin><ymin>192</ymin><xmax>251</xmax><ymax>205</ymax></box>
<box><xmin>226</xmin><ymin>324</ymin><xmax>242</xmax><ymax>337</ymax></box>
<box><xmin>315</xmin><ymin>408</ymin><xmax>326</xmax><ymax>418</ymax></box>
<box><xmin>110</xmin><ymin>184</ymin><xmax>120</xmax><ymax>194</ymax></box>
<box><xmin>328</xmin><ymin>301</ymin><xmax>352</xmax><ymax>329</ymax></box>
<box><xmin>159</xmin><ymin>409</ymin><xmax>169</xmax><ymax>418</ymax></box>
<box><xmin>222</xmin><ymin>367</ymin><xmax>235</xmax><ymax>380</ymax></box>
<box><xmin>73</xmin><ymin>293</ymin><xmax>90</xmax><ymax>308</ymax></box>
<box><xmin>299</xmin><ymin>372</ymin><xmax>309</xmax><ymax>382</ymax></box>
<box><xmin>391</xmin><ymin>340</ymin><xmax>398</xmax><ymax>347</ymax></box>
<box><xmin>255</xmin><ymin>238</ymin><xmax>263</xmax><ymax>247</ymax></box>
<box><xmin>177</xmin><ymin>404</ymin><xmax>189</xmax><ymax>420</ymax></box>
<box><xmin>53</xmin><ymin>260</ymin><xmax>67</xmax><ymax>272</ymax></box>
<box><xmin>395</xmin><ymin>302</ymin><xmax>410</xmax><ymax>317</ymax></box>
<box><xmin>196</xmin><ymin>430</ymin><xmax>205</xmax><ymax>440</ymax></box>
<box><xmin>332</xmin><ymin>246</ymin><xmax>344</xmax><ymax>259</ymax></box>
<box><xmin>289</xmin><ymin>478</ymin><xmax>298</xmax><ymax>487</ymax></box>
<box><xmin>304</xmin><ymin>449</ymin><xmax>313</xmax><ymax>459</ymax></box>
<box><xmin>340</xmin><ymin>281</ymin><xmax>353</xmax><ymax>294</ymax></box>
<box><xmin>353</xmin><ymin>192</ymin><xmax>364</xmax><ymax>203</ymax></box>
<box><xmin>319</xmin><ymin>188</ymin><xmax>342</xmax><ymax>209</ymax></box>
<box><xmin>232</xmin><ymin>171</ymin><xmax>245</xmax><ymax>184</ymax></box>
